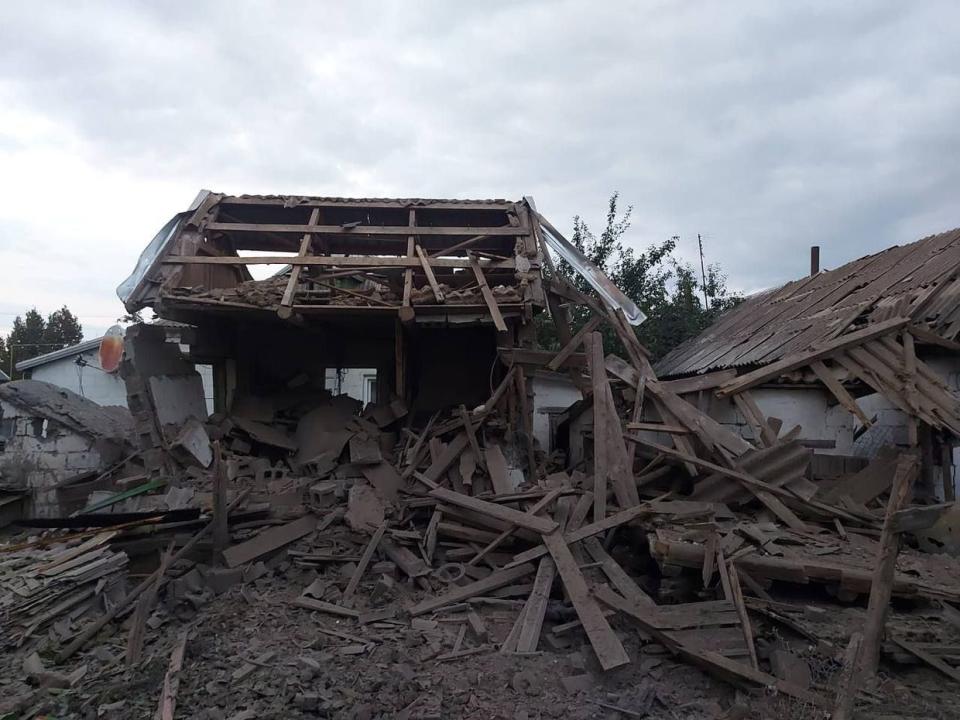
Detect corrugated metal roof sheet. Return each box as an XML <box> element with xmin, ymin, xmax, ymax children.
<box><xmin>655</xmin><ymin>227</ymin><xmax>960</xmax><ymax>378</ymax></box>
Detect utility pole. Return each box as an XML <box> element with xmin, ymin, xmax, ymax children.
<box><xmin>697</xmin><ymin>234</ymin><xmax>709</xmax><ymax>308</ymax></box>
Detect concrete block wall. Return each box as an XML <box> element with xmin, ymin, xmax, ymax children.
<box><xmin>0</xmin><ymin>399</ymin><xmax>103</xmax><ymax>517</ymax></box>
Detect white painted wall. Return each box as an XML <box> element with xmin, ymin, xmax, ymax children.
<box><xmin>30</xmin><ymin>349</ymin><xmax>128</xmax><ymax>407</ymax></box>
<box><xmin>27</xmin><ymin>348</ymin><xmax>215</xmax><ymax>413</ymax></box>
<box><xmin>325</xmin><ymin>368</ymin><xmax>377</xmax><ymax>405</ymax></box>
<box><xmin>0</xmin><ymin>398</ymin><xmax>104</xmax><ymax>517</ymax></box>
<box><xmin>532</xmin><ymin>373</ymin><xmax>583</xmax><ymax>453</ymax></box>
<box><xmin>703</xmin><ymin>387</ymin><xmax>856</xmax><ymax>454</ymax></box>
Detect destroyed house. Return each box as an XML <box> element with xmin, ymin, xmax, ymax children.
<box><xmin>655</xmin><ymin>227</ymin><xmax>960</xmax><ymax>497</ymax></box>
<box><xmin>8</xmin><ymin>195</ymin><xmax>960</xmax><ymax>716</ymax></box>
<box><xmin>0</xmin><ymin>380</ymin><xmax>133</xmax><ymax>518</ymax></box>
<box><xmin>118</xmin><ymin>193</ymin><xmax>554</xmax><ymax>416</ymax></box>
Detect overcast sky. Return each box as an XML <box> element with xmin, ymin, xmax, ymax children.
<box><xmin>1</xmin><ymin>1</ymin><xmax>959</xmax><ymax>340</ymax></box>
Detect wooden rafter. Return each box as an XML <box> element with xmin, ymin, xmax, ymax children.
<box><xmin>401</xmin><ymin>209</ymin><xmax>416</xmax><ymax>320</ymax></box>
<box><xmin>809</xmin><ymin>360</ymin><xmax>873</xmax><ymax>428</ymax></box>
<box><xmin>163</xmin><ymin>255</ymin><xmax>522</xmax><ymax>270</ymax></box>
<box><xmin>468</xmin><ymin>252</ymin><xmax>508</xmax><ymax>332</ymax></box>
<box><xmin>205</xmin><ymin>222</ymin><xmax>527</xmax><ymax>236</ymax></box>
<box><xmin>415</xmin><ymin>244</ymin><xmax>445</xmax><ymax>303</ymax></box>
<box><xmin>278</xmin><ymin>207</ymin><xmax>320</xmax><ymax>319</ymax></box>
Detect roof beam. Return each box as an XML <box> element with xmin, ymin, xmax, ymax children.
<box><xmin>205</xmin><ymin>222</ymin><xmax>527</xmax><ymax>236</ymax></box>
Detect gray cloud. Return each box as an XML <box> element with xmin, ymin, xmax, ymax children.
<box><xmin>1</xmin><ymin>0</ymin><xmax>959</xmax><ymax>337</ymax></box>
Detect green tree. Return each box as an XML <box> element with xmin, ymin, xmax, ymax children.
<box><xmin>3</xmin><ymin>306</ymin><xmax>85</xmax><ymax>379</ymax></box>
<box><xmin>43</xmin><ymin>306</ymin><xmax>84</xmax><ymax>349</ymax></box>
<box><xmin>539</xmin><ymin>192</ymin><xmax>741</xmax><ymax>362</ymax></box>
<box><xmin>6</xmin><ymin>309</ymin><xmax>47</xmax><ymax>377</ymax></box>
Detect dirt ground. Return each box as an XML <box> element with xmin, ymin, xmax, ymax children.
<box><xmin>3</xmin><ymin>539</ymin><xmax>960</xmax><ymax>720</ymax></box>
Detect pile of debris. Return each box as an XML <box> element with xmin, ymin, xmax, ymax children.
<box><xmin>3</xmin><ymin>195</ymin><xmax>960</xmax><ymax>719</ymax></box>
<box><xmin>1</xmin><ymin>532</ymin><xmax>128</xmax><ymax>650</ymax></box>
<box><xmin>3</xmin><ymin>318</ymin><xmax>958</xmax><ymax>718</ymax></box>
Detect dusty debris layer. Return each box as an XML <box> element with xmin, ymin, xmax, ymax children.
<box><xmin>3</xmin><ymin>199</ymin><xmax>960</xmax><ymax>718</ymax></box>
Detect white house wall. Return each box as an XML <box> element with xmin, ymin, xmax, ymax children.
<box><xmin>28</xmin><ymin>348</ymin><xmax>214</xmax><ymax>412</ymax></box>
<box><xmin>531</xmin><ymin>374</ymin><xmax>582</xmax><ymax>453</ymax></box>
<box><xmin>30</xmin><ymin>350</ymin><xmax>128</xmax><ymax>407</ymax></box>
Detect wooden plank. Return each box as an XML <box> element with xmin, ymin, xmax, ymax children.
<box><xmin>832</xmin><ymin>632</ymin><xmax>863</xmax><ymax>720</ymax></box>
<box><xmin>205</xmin><ymin>221</ymin><xmax>528</xmax><ymax>236</ymax></box>
<box><xmin>127</xmin><ymin>540</ymin><xmax>175</xmax><ymax>666</ymax></box>
<box><xmin>547</xmin><ymin>317</ymin><xmax>601</xmax><ymax>371</ymax></box>
<box><xmin>902</xmin><ymin>330</ymin><xmax>919</xmax><ymax>412</ymax></box>
<box><xmin>660</xmin><ymin>369</ymin><xmax>738</xmax><ymax>395</ymax></box>
<box><xmin>893</xmin><ymin>637</ymin><xmax>960</xmax><ymax>684</ymax></box>
<box><xmin>428</xmin><ymin>486</ymin><xmax>558</xmax><ymax>534</ymax></box>
<box><xmin>278</xmin><ymin>207</ymin><xmax>320</xmax><ymax>317</ymax></box>
<box><xmin>292</xmin><ymin>596</ymin><xmax>361</xmax><ymax>618</ymax></box>
<box><xmin>716</xmin><ymin>317</ymin><xmax>909</xmax><ymax>397</ymax></box>
<box><xmin>583</xmin><ymin>537</ymin><xmax>655</xmax><ymax>607</ymax></box>
<box><xmin>514</xmin><ymin>369</ymin><xmax>538</xmax><ymax>478</ymax></box>
<box><xmin>504</xmin><ymin>503</ymin><xmax>652</xmax><ymax>569</ymax></box>
<box><xmin>541</xmin><ymin>530</ymin><xmax>630</xmax><ymax>671</ymax></box>
<box><xmin>601</xmin><ymin>376</ymin><xmax>641</xmax><ymax>509</ymax></box>
<box><xmin>467</xmin><ymin>487</ymin><xmax>563</xmax><ymax>567</ymax></box>
<box><xmin>222</xmin><ymin>515</ymin><xmax>317</xmax><ymax>568</ymax></box>
<box><xmin>211</xmin><ymin>442</ymin><xmax>229</xmax><ymax>556</ymax></box>
<box><xmin>422</xmin><ymin>433</ymin><xmax>470</xmax><ymax>484</ymax></box>
<box><xmin>567</xmin><ymin>491</ymin><xmax>594</xmax><ymax>533</ymax></box>
<box><xmin>428</xmin><ymin>233</ymin><xmax>490</xmax><ymax>258</ymax></box>
<box><xmin>809</xmin><ymin>360</ymin><xmax>873</xmax><ymax>428</ymax></box>
<box><xmin>589</xmin><ymin>333</ymin><xmax>609</xmax><ymax>523</ymax></box>
<box><xmin>516</xmin><ymin>557</ymin><xmax>556</xmax><ymax>652</ymax></box>
<box><xmin>500</xmin><ymin>601</ymin><xmax>529</xmax><ymax>654</ymax></box>
<box><xmin>484</xmin><ymin>443</ymin><xmax>515</xmax><ymax>495</ymax></box>
<box><xmin>415</xmin><ymin>244</ymin><xmax>445</xmax><ymax>303</ymax></box>
<box><xmin>219</xmin><ymin>196</ymin><xmax>516</xmax><ymax>211</ymax></box>
<box><xmin>595</xmin><ymin>585</ymin><xmax>829</xmax><ymax>708</ymax></box>
<box><xmin>458</xmin><ymin>405</ymin><xmax>485</xmax><ymax>475</ymax></box>
<box><xmin>341</xmin><ymin>522</ymin><xmax>387</xmax><ymax>607</ymax></box>
<box><xmin>727</xmin><ymin>564</ymin><xmax>759</xmax><ymax>670</ymax></box>
<box><xmin>907</xmin><ymin>323</ymin><xmax>960</xmax><ymax>353</ymax></box>
<box><xmin>858</xmin><ymin>454</ymin><xmax>919</xmax><ymax>679</ymax></box>
<box><xmin>411</xmin><ymin>563</ymin><xmax>537</xmax><ymax>616</ymax></box>
<box><xmin>606</xmin><ymin>354</ymin><xmax>750</xmax><ymax>457</ymax></box>
<box><xmin>165</xmin><ymin>254</ymin><xmax>520</xmax><ymax>269</ymax></box>
<box><xmin>625</xmin><ymin>422</ymin><xmax>688</xmax><ymax>434</ymax></box>
<box><xmin>402</xmin><ymin>209</ymin><xmax>415</xmax><ymax>315</ymax></box>
<box><xmin>154</xmin><ymin>628</ymin><xmax>188</xmax><ymax>720</ymax></box>
<box><xmin>469</xmin><ymin>252</ymin><xmax>508</xmax><ymax>332</ymax></box>
<box><xmin>57</xmin><ymin>489</ymin><xmax>251</xmax><ymax>663</ymax></box>
<box><xmin>732</xmin><ymin>391</ymin><xmax>777</xmax><ymax>447</ymax></box>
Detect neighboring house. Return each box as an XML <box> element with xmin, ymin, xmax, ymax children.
<box><xmin>16</xmin><ymin>337</ymin><xmax>128</xmax><ymax>407</ymax></box>
<box><xmin>16</xmin><ymin>335</ymin><xmax>215</xmax><ymax>412</ymax></box>
<box><xmin>0</xmin><ymin>380</ymin><xmax>133</xmax><ymax>517</ymax></box>
<box><xmin>655</xmin><ymin>227</ymin><xmax>960</xmax><ymax>496</ymax></box>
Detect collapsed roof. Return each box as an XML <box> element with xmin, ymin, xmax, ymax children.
<box><xmin>656</xmin><ymin>227</ymin><xmax>960</xmax><ymax>378</ymax></box>
<box><xmin>0</xmin><ymin>380</ymin><xmax>133</xmax><ymax>443</ymax></box>
<box><xmin>118</xmin><ymin>191</ymin><xmax>643</xmax><ymax>330</ymax></box>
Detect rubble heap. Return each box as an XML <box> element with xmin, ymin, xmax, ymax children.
<box><xmin>2</xmin><ymin>196</ymin><xmax>960</xmax><ymax>719</ymax></box>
